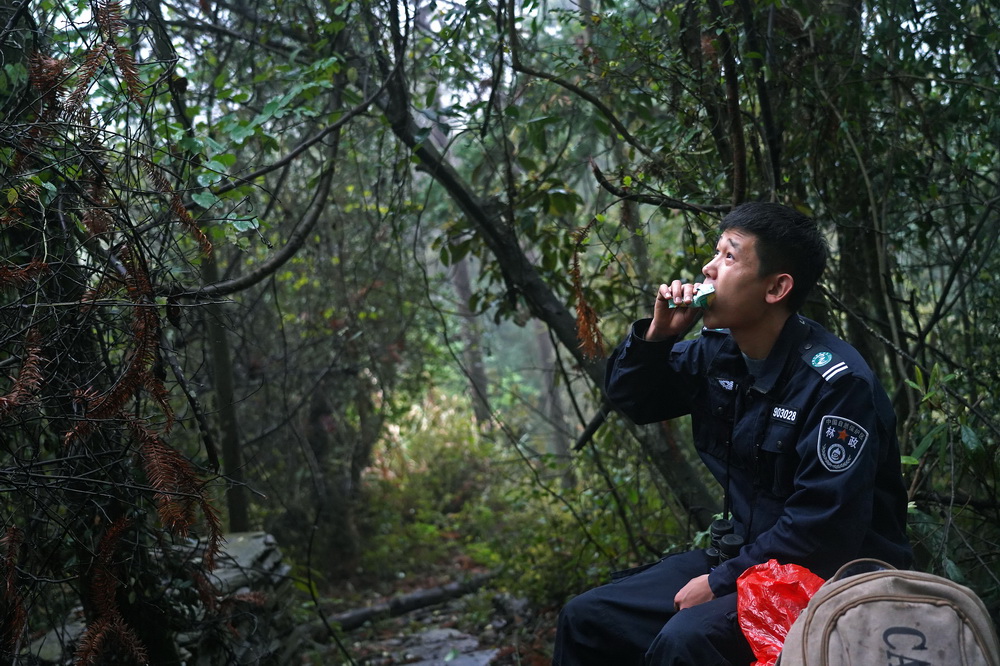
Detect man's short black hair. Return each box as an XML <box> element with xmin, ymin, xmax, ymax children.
<box><xmin>719</xmin><ymin>202</ymin><xmax>829</xmax><ymax>312</ymax></box>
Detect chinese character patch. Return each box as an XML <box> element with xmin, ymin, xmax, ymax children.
<box><xmin>817</xmin><ymin>415</ymin><xmax>869</xmax><ymax>472</ymax></box>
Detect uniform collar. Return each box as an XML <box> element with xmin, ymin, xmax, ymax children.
<box><xmin>748</xmin><ymin>315</ymin><xmax>810</xmax><ymax>394</ymax></box>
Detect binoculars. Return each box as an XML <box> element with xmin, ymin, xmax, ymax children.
<box><xmin>706</xmin><ymin>518</ymin><xmax>744</xmax><ymax>567</ymax></box>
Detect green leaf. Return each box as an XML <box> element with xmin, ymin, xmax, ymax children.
<box><xmin>227</xmin><ymin>216</ymin><xmax>259</xmax><ymax>232</ymax></box>
<box><xmin>449</xmin><ymin>239</ymin><xmax>471</xmax><ymax>264</ymax></box>
<box><xmin>413</xmin><ymin>126</ymin><xmax>431</xmax><ymax>146</ymax></box>
<box><xmin>197</xmin><ymin>161</ymin><xmax>227</xmax><ymax>187</ymax></box>
<box><xmin>191</xmin><ymin>191</ymin><xmax>220</xmax><ymax>209</ymax></box>
<box><xmin>911</xmin><ymin>423</ymin><xmax>946</xmax><ymax>459</ymax></box>
<box><xmin>204</xmin><ymin>159</ymin><xmax>227</xmax><ymax>174</ymax></box>
<box><xmin>228</xmin><ymin>123</ymin><xmax>257</xmax><ymax>142</ymax></box>
<box><xmin>960</xmin><ymin>425</ymin><xmax>981</xmax><ymax>453</ymax></box>
<box><xmin>261</xmin><ymin>97</ymin><xmax>283</xmax><ymax>119</ymax></box>
<box><xmin>178</xmin><ymin>136</ymin><xmax>204</xmax><ymax>153</ymax></box>
<box><xmin>39</xmin><ymin>181</ymin><xmax>57</xmax><ymax>205</ymax></box>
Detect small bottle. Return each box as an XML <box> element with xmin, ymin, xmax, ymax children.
<box><xmin>668</xmin><ymin>283</ymin><xmax>716</xmax><ymax>309</ymax></box>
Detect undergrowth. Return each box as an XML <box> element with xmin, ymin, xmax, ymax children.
<box><xmin>348</xmin><ymin>391</ymin><xmax>683</xmax><ymax>609</ymax></box>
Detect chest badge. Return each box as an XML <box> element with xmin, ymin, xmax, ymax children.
<box><xmin>817</xmin><ymin>415</ymin><xmax>869</xmax><ymax>472</ymax></box>
<box><xmin>811</xmin><ymin>351</ymin><xmax>833</xmax><ymax>368</ymax></box>
<box><xmin>771</xmin><ymin>405</ymin><xmax>798</xmax><ymax>425</ymax></box>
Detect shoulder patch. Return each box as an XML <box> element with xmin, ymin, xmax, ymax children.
<box><xmin>802</xmin><ymin>345</ymin><xmax>850</xmax><ymax>382</ymax></box>
<box><xmin>817</xmin><ymin>415</ymin><xmax>869</xmax><ymax>472</ymax></box>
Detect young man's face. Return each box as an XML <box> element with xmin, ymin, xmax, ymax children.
<box><xmin>700</xmin><ymin>229</ymin><xmax>775</xmax><ymax>331</ymax></box>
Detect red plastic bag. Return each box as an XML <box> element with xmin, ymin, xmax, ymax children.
<box><xmin>736</xmin><ymin>559</ymin><xmax>825</xmax><ymax>666</ymax></box>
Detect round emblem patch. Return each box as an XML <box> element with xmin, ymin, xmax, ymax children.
<box><xmin>811</xmin><ymin>351</ymin><xmax>833</xmax><ymax>368</ymax></box>
<box><xmin>817</xmin><ymin>415</ymin><xmax>869</xmax><ymax>472</ymax></box>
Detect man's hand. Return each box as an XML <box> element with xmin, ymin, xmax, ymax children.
<box><xmin>645</xmin><ymin>280</ymin><xmax>703</xmax><ymax>341</ymax></box>
<box><xmin>673</xmin><ymin>574</ymin><xmax>715</xmax><ymax>611</ymax></box>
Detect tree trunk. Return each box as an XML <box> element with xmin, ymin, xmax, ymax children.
<box><xmin>535</xmin><ymin>322</ymin><xmax>576</xmax><ymax>489</ymax></box>
<box><xmin>451</xmin><ymin>257</ymin><xmax>492</xmax><ymax>425</ymax></box>
<box><xmin>201</xmin><ymin>255</ymin><xmax>251</xmax><ymax>532</ymax></box>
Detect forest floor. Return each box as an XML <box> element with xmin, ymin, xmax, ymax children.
<box><xmin>313</xmin><ymin>564</ymin><xmax>559</xmax><ymax>666</ymax></box>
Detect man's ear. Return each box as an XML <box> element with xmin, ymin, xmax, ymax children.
<box><xmin>765</xmin><ymin>273</ymin><xmax>794</xmax><ymax>306</ymax></box>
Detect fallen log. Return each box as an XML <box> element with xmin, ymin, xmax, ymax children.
<box><xmin>327</xmin><ymin>571</ymin><xmax>497</xmax><ymax>631</ymax></box>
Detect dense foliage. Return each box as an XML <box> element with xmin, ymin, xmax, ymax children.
<box><xmin>1</xmin><ymin>0</ymin><xmax>998</xmax><ymax>662</ymax></box>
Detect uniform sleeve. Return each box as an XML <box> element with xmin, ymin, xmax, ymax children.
<box><xmin>604</xmin><ymin>319</ymin><xmax>708</xmax><ymax>425</ymax></box>
<box><xmin>708</xmin><ymin>375</ymin><xmax>885</xmax><ymax>595</ymax></box>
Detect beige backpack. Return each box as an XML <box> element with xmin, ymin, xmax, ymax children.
<box><xmin>777</xmin><ymin>559</ymin><xmax>1000</xmax><ymax>665</ymax></box>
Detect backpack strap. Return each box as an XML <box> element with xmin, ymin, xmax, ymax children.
<box><xmin>830</xmin><ymin>557</ymin><xmax>896</xmax><ymax>582</ymax></box>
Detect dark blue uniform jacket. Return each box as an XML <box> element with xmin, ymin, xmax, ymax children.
<box><xmin>605</xmin><ymin>314</ymin><xmax>912</xmax><ymax>597</ymax></box>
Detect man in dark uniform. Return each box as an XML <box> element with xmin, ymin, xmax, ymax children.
<box><xmin>553</xmin><ymin>203</ymin><xmax>911</xmax><ymax>665</ymax></box>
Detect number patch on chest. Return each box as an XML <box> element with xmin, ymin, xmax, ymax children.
<box><xmin>771</xmin><ymin>405</ymin><xmax>798</xmax><ymax>425</ymax></box>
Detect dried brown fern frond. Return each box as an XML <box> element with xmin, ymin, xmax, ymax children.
<box><xmin>0</xmin><ymin>330</ymin><xmax>45</xmax><ymax>417</ymax></box>
<box><xmin>119</xmin><ymin>247</ymin><xmax>174</xmax><ymax>428</ymax></box>
<box><xmin>133</xmin><ymin>423</ymin><xmax>222</xmax><ymax>568</ymax></box>
<box><xmin>64</xmin><ymin>44</ymin><xmax>109</xmax><ymax>115</ymax></box>
<box><xmin>571</xmin><ymin>221</ymin><xmax>606</xmax><ymax>360</ymax></box>
<box><xmin>82</xmin><ymin>206</ymin><xmax>114</xmax><ymax>237</ymax></box>
<box><xmin>0</xmin><ymin>205</ymin><xmax>24</xmax><ymax>228</ymax></box>
<box><xmin>111</xmin><ymin>43</ymin><xmax>144</xmax><ymax>100</ymax></box>
<box><xmin>198</xmin><ymin>495</ymin><xmax>223</xmax><ymax>570</ymax></box>
<box><xmin>231</xmin><ymin>590</ymin><xmax>267</xmax><ymax>606</ymax></box>
<box><xmin>28</xmin><ymin>53</ymin><xmax>67</xmax><ymax>119</ymax></box>
<box><xmin>0</xmin><ymin>259</ymin><xmax>49</xmax><ymax>289</ymax></box>
<box><xmin>144</xmin><ymin>368</ymin><xmax>175</xmax><ymax>432</ymax></box>
<box><xmin>92</xmin><ymin>518</ymin><xmax>131</xmax><ymax>617</ymax></box>
<box><xmin>73</xmin><ymin>363</ymin><xmax>138</xmax><ymax>425</ymax></box>
<box><xmin>75</xmin><ymin>518</ymin><xmax>149</xmax><ymax>666</ymax></box>
<box><xmin>135</xmin><ymin>425</ymin><xmax>200</xmax><ymax>533</ymax></box>
<box><xmin>64</xmin><ymin>386</ymin><xmax>104</xmax><ymax>445</ymax></box>
<box><xmin>81</xmin><ymin>168</ymin><xmax>114</xmax><ymax>237</ymax></box>
<box><xmin>1</xmin><ymin>528</ymin><xmax>27</xmax><ymax>655</ymax></box>
<box><xmin>141</xmin><ymin>158</ymin><xmax>214</xmax><ymax>257</ymax></box>
<box><xmin>28</xmin><ymin>54</ymin><xmax>68</xmax><ymax>93</ymax></box>
<box><xmin>17</xmin><ymin>182</ymin><xmax>40</xmax><ymax>204</ymax></box>
<box><xmin>93</xmin><ymin>0</ymin><xmax>126</xmax><ymax>40</ymax></box>
<box><xmin>72</xmin><ymin>246</ymin><xmax>169</xmax><ymax>430</ymax></box>
<box><xmin>119</xmin><ymin>245</ymin><xmax>153</xmax><ymax>300</ymax></box>
<box><xmin>73</xmin><ymin>617</ymin><xmax>111</xmax><ymax>665</ymax></box>
<box><xmin>190</xmin><ymin>570</ymin><xmax>221</xmax><ymax>614</ymax></box>
<box><xmin>74</xmin><ymin>616</ymin><xmax>149</xmax><ymax>666</ymax></box>
<box><xmin>79</xmin><ymin>274</ymin><xmax>124</xmax><ymax>314</ymax></box>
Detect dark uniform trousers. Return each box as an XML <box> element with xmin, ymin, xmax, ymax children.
<box><xmin>552</xmin><ymin>549</ymin><xmax>755</xmax><ymax>666</ymax></box>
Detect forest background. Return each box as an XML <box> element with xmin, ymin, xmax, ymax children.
<box><xmin>1</xmin><ymin>0</ymin><xmax>998</xmax><ymax>662</ymax></box>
